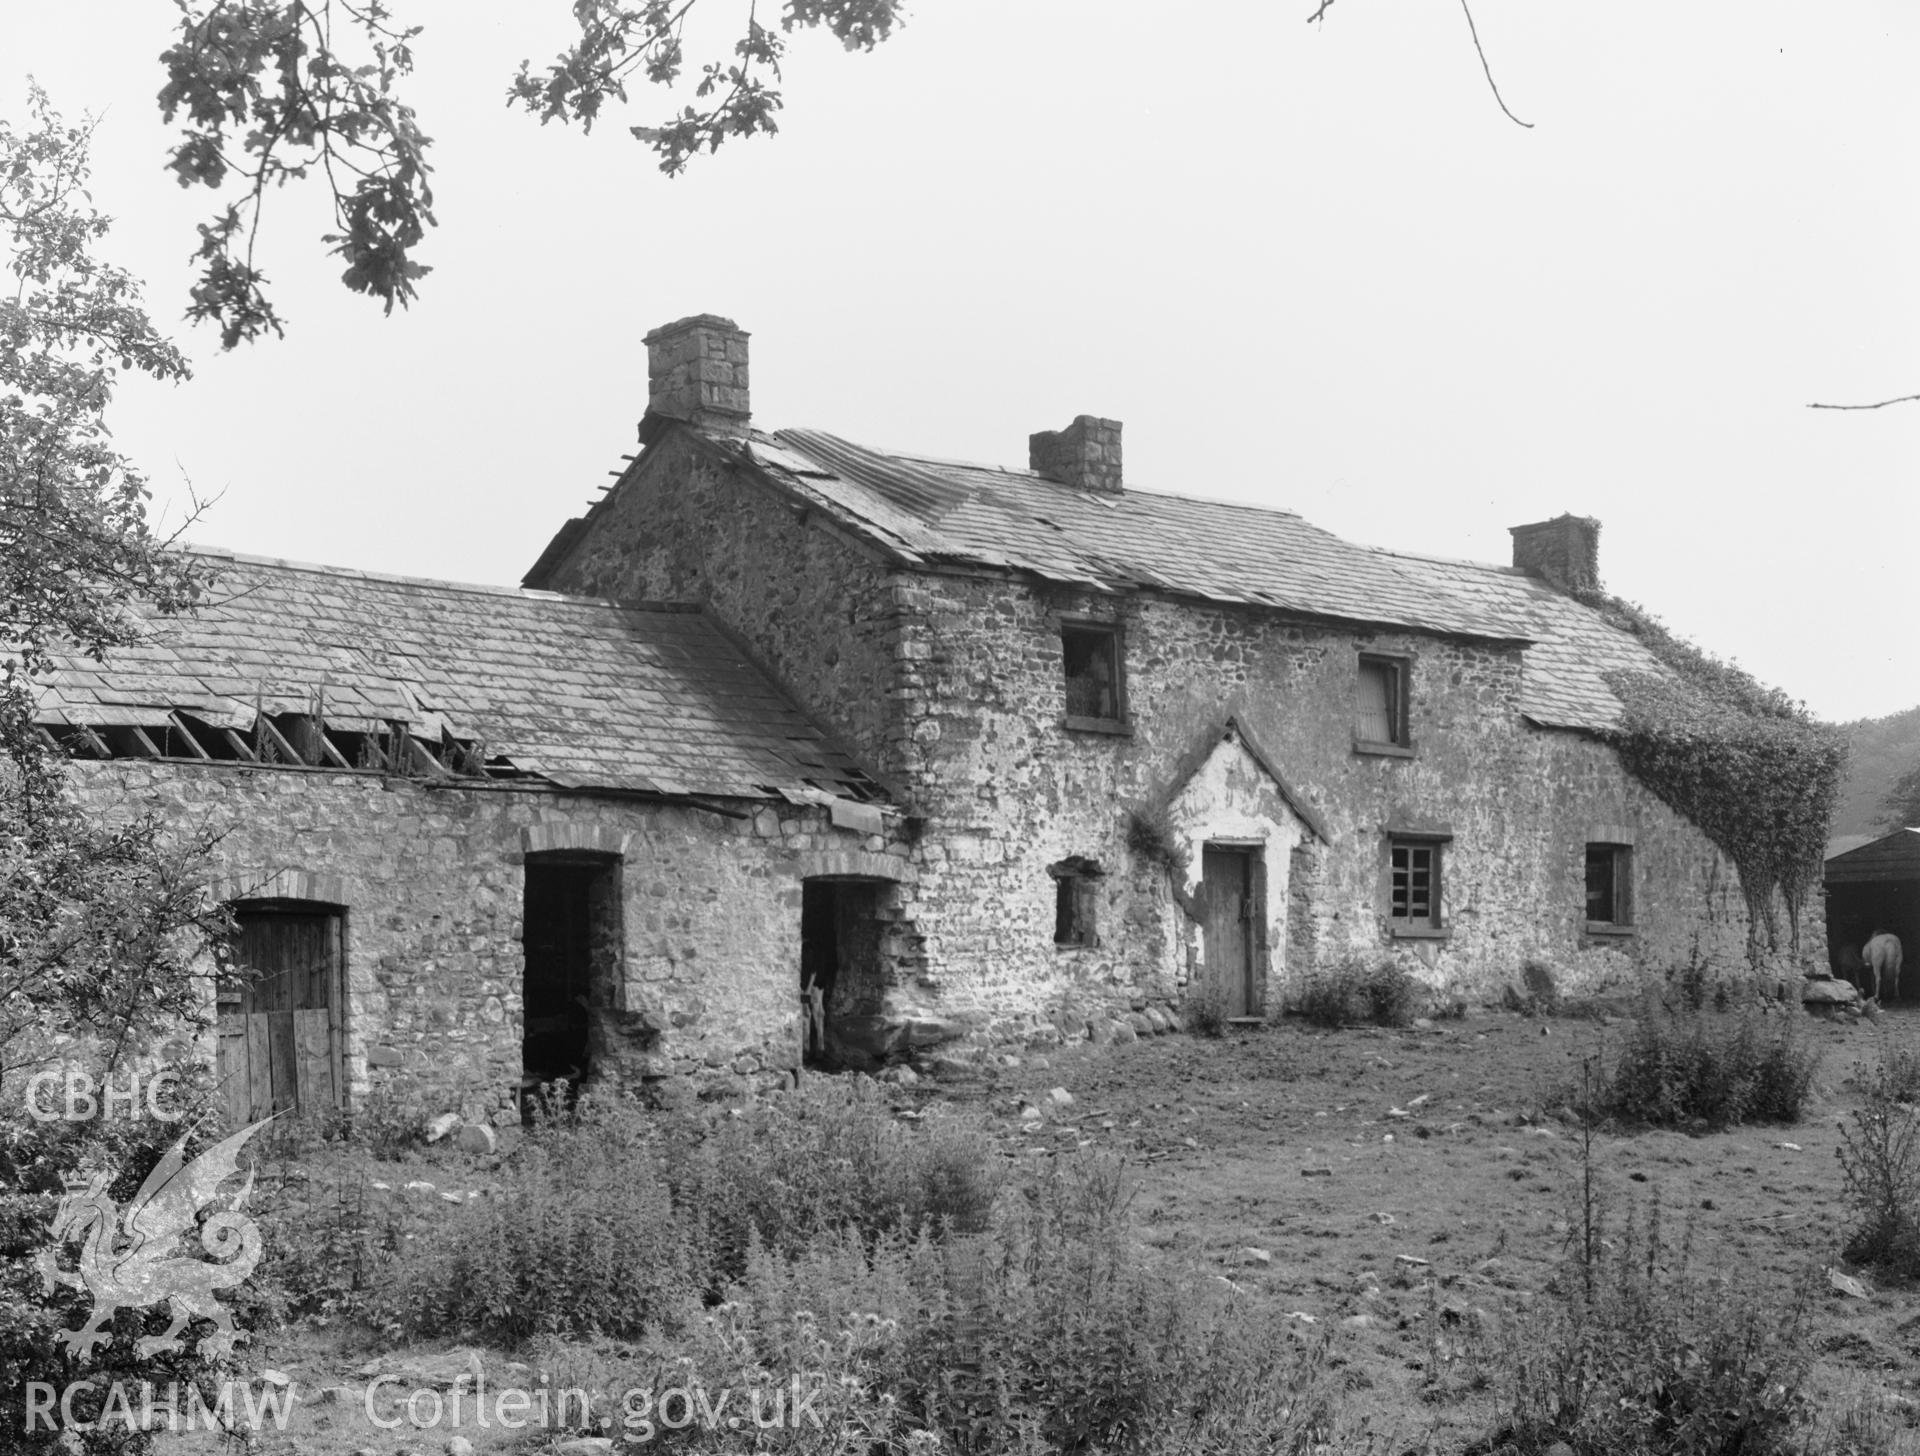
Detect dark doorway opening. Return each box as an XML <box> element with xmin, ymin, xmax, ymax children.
<box><xmin>523</xmin><ymin>855</ymin><xmax>622</xmax><ymax>1098</ymax></box>
<box><xmin>1827</xmin><ymin>880</ymin><xmax>1918</xmax><ymax>1004</ymax></box>
<box><xmin>800</xmin><ymin>879</ymin><xmax>888</xmax><ymax>1070</ymax></box>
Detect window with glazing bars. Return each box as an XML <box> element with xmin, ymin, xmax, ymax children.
<box><xmin>1390</xmin><ymin>840</ymin><xmax>1440</xmax><ymax>927</ymax></box>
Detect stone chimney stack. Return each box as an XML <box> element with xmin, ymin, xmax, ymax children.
<box><xmin>644</xmin><ymin>314</ymin><xmax>751</xmax><ymax>436</ymax></box>
<box><xmin>1029</xmin><ymin>415</ymin><xmax>1123</xmax><ymax>494</ymax></box>
<box><xmin>1510</xmin><ymin>514</ymin><xmax>1601</xmax><ymax>594</ymax></box>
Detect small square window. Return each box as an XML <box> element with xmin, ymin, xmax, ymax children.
<box><xmin>1585</xmin><ymin>844</ymin><xmax>1632</xmax><ymax>927</ymax></box>
<box><xmin>1389</xmin><ymin>839</ymin><xmax>1442</xmax><ymax>931</ymax></box>
<box><xmin>1356</xmin><ymin>655</ymin><xmax>1410</xmax><ymax>750</ymax></box>
<box><xmin>1049</xmin><ymin>856</ymin><xmax>1102</xmax><ymax>947</ymax></box>
<box><xmin>1062</xmin><ymin>623</ymin><xmax>1125</xmax><ymax>727</ymax></box>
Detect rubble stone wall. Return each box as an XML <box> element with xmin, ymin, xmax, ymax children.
<box><xmin>885</xmin><ymin>571</ymin><xmax>1814</xmax><ymax>1023</ymax></box>
<box><xmin>63</xmin><ymin>760</ymin><xmax>914</xmax><ymax>1117</ymax></box>
<box><xmin>546</xmin><ymin>436</ymin><xmax>908</xmax><ymax>785</ymax></box>
<box><xmin>545</xmin><ymin>445</ymin><xmax>1819</xmax><ymax>1040</ymax></box>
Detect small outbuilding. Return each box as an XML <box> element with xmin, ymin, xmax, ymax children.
<box><xmin>1825</xmin><ymin>828</ymin><xmax>1919</xmax><ymax>1002</ymax></box>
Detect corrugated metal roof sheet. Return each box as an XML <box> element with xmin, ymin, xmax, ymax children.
<box><xmin>33</xmin><ymin>550</ymin><xmax>878</xmax><ymax>802</ymax></box>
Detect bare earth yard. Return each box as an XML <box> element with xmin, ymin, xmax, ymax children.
<box><xmin>206</xmin><ymin>1003</ymin><xmax>1920</xmax><ymax>1455</ymax></box>
<box><xmin>962</xmin><ymin>1004</ymin><xmax>1920</xmax><ymax>1451</ymax></box>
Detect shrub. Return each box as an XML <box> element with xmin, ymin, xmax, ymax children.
<box><xmin>1293</xmin><ymin>954</ymin><xmax>1416</xmax><ymax>1029</ymax></box>
<box><xmin>1594</xmin><ymin>1007</ymin><xmax>1818</xmax><ymax>1128</ymax></box>
<box><xmin>1878</xmin><ymin>1043</ymin><xmax>1920</xmax><ymax>1105</ymax></box>
<box><xmin>1521</xmin><ymin>957</ymin><xmax>1561</xmax><ymax>1013</ymax></box>
<box><xmin>346</xmin><ymin>1078</ymin><xmax>433</xmax><ymax>1159</ymax></box>
<box><xmin>1837</xmin><ymin>1050</ymin><xmax>1920</xmax><ymax>1279</ymax></box>
<box><xmin>1491</xmin><ymin>1194</ymin><xmax>1815</xmax><ymax>1456</ymax></box>
<box><xmin>0</xmin><ymin>1114</ymin><xmax>237</xmax><ymax>1456</ymax></box>
<box><xmin>900</xmin><ymin>1156</ymin><xmax>1349</xmax><ymax>1455</ymax></box>
<box><xmin>1183</xmin><ymin>980</ymin><xmax>1228</xmax><ymax>1038</ymax></box>
<box><xmin>377</xmin><ymin>1097</ymin><xmax>694</xmax><ymax>1343</ymax></box>
<box><xmin>670</xmin><ymin>1076</ymin><xmax>1000</xmax><ymax>1284</ymax></box>
<box><xmin>243</xmin><ymin>1145</ymin><xmax>414</xmax><ymax>1327</ymax></box>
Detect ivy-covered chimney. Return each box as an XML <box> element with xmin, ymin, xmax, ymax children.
<box><xmin>1510</xmin><ymin>514</ymin><xmax>1601</xmax><ymax>594</ymax></box>
<box><xmin>644</xmin><ymin>314</ymin><xmax>750</xmax><ymax>436</ymax></box>
<box><xmin>1029</xmin><ymin>415</ymin><xmax>1122</xmax><ymax>494</ymax></box>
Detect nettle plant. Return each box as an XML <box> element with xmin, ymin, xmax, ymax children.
<box><xmin>1587</xmin><ymin>593</ymin><xmax>1845</xmax><ymax>968</ymax></box>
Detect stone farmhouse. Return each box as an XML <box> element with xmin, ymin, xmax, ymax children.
<box><xmin>35</xmin><ymin>314</ymin><xmax>1818</xmax><ymax>1121</ymax></box>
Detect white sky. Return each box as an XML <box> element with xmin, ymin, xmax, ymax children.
<box><xmin>4</xmin><ymin>2</ymin><xmax>1915</xmax><ymax>722</ymax></box>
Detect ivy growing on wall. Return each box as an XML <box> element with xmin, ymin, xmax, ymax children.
<box><xmin>1581</xmin><ymin>592</ymin><xmax>1847</xmax><ymax>964</ymax></box>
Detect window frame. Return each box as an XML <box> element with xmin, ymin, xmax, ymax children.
<box><xmin>1385</xmin><ymin>832</ymin><xmax>1449</xmax><ymax>939</ymax></box>
<box><xmin>1354</xmin><ymin>652</ymin><xmax>1414</xmax><ymax>757</ymax></box>
<box><xmin>1060</xmin><ymin>618</ymin><xmax>1130</xmax><ymax>734</ymax></box>
<box><xmin>1049</xmin><ymin>856</ymin><xmax>1103</xmax><ymax>949</ymax></box>
<box><xmin>1584</xmin><ymin>842</ymin><xmax>1635</xmax><ymax>934</ymax></box>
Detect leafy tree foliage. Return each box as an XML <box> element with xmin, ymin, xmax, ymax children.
<box><xmin>1879</xmin><ymin>759</ymin><xmax>1920</xmax><ymax>832</ymax></box>
<box><xmin>1</xmin><ymin>85</ymin><xmax>220</xmax><ymax>1099</ymax></box>
<box><xmin>157</xmin><ymin>0</ymin><xmax>905</xmax><ymax>347</ymax></box>
<box><xmin>1828</xmin><ymin>704</ymin><xmax>1920</xmax><ymax>838</ymax></box>
<box><xmin>2</xmin><ymin>85</ymin><xmax>234</xmax><ymax>1453</ymax></box>
<box><xmin>1579</xmin><ymin>590</ymin><xmax>1847</xmax><ymax>967</ymax></box>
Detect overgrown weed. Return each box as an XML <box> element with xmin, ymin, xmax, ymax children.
<box><xmin>376</xmin><ymin>1096</ymin><xmax>692</xmax><ymax>1343</ymax></box>
<box><xmin>1184</xmin><ymin>980</ymin><xmax>1229</xmax><ymax>1038</ymax></box>
<box><xmin>1489</xmin><ymin>1094</ymin><xmax>1817</xmax><ymax>1455</ymax></box>
<box><xmin>672</xmin><ymin>1076</ymin><xmax>1000</xmax><ymax>1284</ymax></box>
<box><xmin>1837</xmin><ymin>1042</ymin><xmax>1920</xmax><ymax>1280</ymax></box>
<box><xmin>1585</xmin><ymin>1003</ymin><xmax>1818</xmax><ymax>1128</ymax></box>
<box><xmin>1294</xmin><ymin>954</ymin><xmax>1417</xmax><ymax>1030</ymax></box>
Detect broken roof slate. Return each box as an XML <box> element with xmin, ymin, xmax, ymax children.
<box><xmin>734</xmin><ymin>427</ymin><xmax>1667</xmax><ymax>735</ymax></box>
<box><xmin>754</xmin><ymin>430</ymin><xmax>1528</xmax><ymax>641</ymax></box>
<box><xmin>34</xmin><ymin>550</ymin><xmax>878</xmax><ymax>802</ymax></box>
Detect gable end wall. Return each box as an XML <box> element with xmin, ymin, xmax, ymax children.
<box><xmin>542</xmin><ymin>435</ymin><xmax>906</xmax><ymax>783</ymax></box>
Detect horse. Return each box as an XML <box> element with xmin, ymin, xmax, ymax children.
<box><xmin>1863</xmin><ymin>932</ymin><xmax>1904</xmax><ymax>1005</ymax></box>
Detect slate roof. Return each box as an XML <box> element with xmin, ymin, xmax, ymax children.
<box><xmin>736</xmin><ymin>429</ymin><xmax>1667</xmax><ymax>733</ymax></box>
<box><xmin>744</xmin><ymin>431</ymin><xmax>1526</xmax><ymax>641</ymax></box>
<box><xmin>33</xmin><ymin>550</ymin><xmax>879</xmax><ymax>802</ymax></box>
<box><xmin>1365</xmin><ymin>548</ymin><xmax>1669</xmax><ymax>732</ymax></box>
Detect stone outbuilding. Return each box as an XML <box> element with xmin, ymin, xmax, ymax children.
<box><xmin>1825</xmin><ymin>829</ymin><xmax>1918</xmax><ymax>1002</ymax></box>
<box><xmin>37</xmin><ymin>553</ymin><xmax>910</xmax><ymax>1120</ymax></box>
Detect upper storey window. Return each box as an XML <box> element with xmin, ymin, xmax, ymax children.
<box><xmin>1062</xmin><ymin>622</ymin><xmax>1127</xmax><ymax>731</ymax></box>
<box><xmin>1355</xmin><ymin>654</ymin><xmax>1411</xmax><ymax>754</ymax></box>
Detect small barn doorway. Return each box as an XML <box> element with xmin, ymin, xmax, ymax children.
<box><xmin>800</xmin><ymin>878</ymin><xmax>888</xmax><ymax>1070</ymax></box>
<box><xmin>1200</xmin><ymin>845</ymin><xmax>1264</xmax><ymax>1018</ymax></box>
<box><xmin>1826</xmin><ymin>830</ymin><xmax>1920</xmax><ymax>1004</ymax></box>
<box><xmin>523</xmin><ymin>854</ymin><xmax>623</xmax><ymax>1092</ymax></box>
<box><xmin>218</xmin><ymin>901</ymin><xmax>345</xmax><ymax>1123</ymax></box>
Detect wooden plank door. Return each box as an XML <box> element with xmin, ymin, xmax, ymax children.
<box><xmin>221</xmin><ymin>906</ymin><xmax>343</xmax><ymax>1120</ymax></box>
<box><xmin>1201</xmin><ymin>847</ymin><xmax>1258</xmax><ymax>1017</ymax></box>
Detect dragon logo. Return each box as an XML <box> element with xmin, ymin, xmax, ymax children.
<box><xmin>34</xmin><ymin>1119</ymin><xmax>271</xmax><ymax>1361</ymax></box>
